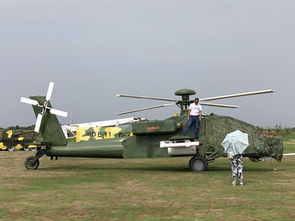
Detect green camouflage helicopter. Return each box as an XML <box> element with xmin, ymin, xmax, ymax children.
<box><xmin>20</xmin><ymin>82</ymin><xmax>283</xmax><ymax>171</ymax></box>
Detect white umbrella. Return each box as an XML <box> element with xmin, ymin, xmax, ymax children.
<box><xmin>221</xmin><ymin>130</ymin><xmax>249</xmax><ymax>156</ymax></box>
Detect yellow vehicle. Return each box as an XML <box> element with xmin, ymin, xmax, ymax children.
<box><xmin>0</xmin><ymin>130</ymin><xmax>41</xmax><ymax>151</ymax></box>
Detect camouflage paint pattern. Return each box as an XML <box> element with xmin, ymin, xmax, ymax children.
<box><xmin>116</xmin><ymin>114</ymin><xmax>283</xmax><ymax>160</ymax></box>
<box><xmin>45</xmin><ymin>114</ymin><xmax>283</xmax><ymax>161</ymax></box>
<box><xmin>197</xmin><ymin>114</ymin><xmax>283</xmax><ymax>161</ymax></box>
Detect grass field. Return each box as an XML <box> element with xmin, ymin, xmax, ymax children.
<box><xmin>0</xmin><ymin>139</ymin><xmax>294</xmax><ymax>221</ymax></box>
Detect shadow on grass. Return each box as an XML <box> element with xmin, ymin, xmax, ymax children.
<box><xmin>42</xmin><ymin>165</ymin><xmax>190</xmax><ymax>173</ymax></box>
<box><xmin>40</xmin><ymin>164</ymin><xmax>276</xmax><ymax>173</ymax></box>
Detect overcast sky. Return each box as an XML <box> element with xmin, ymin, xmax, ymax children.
<box><xmin>0</xmin><ymin>0</ymin><xmax>294</xmax><ymax>128</ymax></box>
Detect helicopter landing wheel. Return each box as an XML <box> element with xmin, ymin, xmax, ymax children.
<box><xmin>23</xmin><ymin>146</ymin><xmax>30</xmax><ymax>151</ymax></box>
<box><xmin>189</xmin><ymin>156</ymin><xmax>208</xmax><ymax>172</ymax></box>
<box><xmin>24</xmin><ymin>156</ymin><xmax>40</xmax><ymax>170</ymax></box>
<box><xmin>7</xmin><ymin>146</ymin><xmax>14</xmax><ymax>151</ymax></box>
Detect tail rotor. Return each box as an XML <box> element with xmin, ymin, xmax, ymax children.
<box><xmin>20</xmin><ymin>82</ymin><xmax>68</xmax><ymax>133</ymax></box>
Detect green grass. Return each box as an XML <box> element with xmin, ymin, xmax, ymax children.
<box><xmin>0</xmin><ymin>140</ymin><xmax>294</xmax><ymax>221</ymax></box>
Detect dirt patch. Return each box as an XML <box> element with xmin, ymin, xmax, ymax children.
<box><xmin>284</xmin><ymin>139</ymin><xmax>295</xmax><ymax>144</ymax></box>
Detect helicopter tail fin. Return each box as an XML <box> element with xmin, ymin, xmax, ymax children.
<box><xmin>30</xmin><ymin>96</ymin><xmax>68</xmax><ymax>146</ymax></box>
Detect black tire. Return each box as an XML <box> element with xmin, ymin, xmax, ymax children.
<box><xmin>24</xmin><ymin>156</ymin><xmax>40</xmax><ymax>170</ymax></box>
<box><xmin>249</xmin><ymin>157</ymin><xmax>261</xmax><ymax>162</ymax></box>
<box><xmin>189</xmin><ymin>156</ymin><xmax>208</xmax><ymax>172</ymax></box>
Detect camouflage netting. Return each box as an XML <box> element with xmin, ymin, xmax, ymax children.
<box><xmin>198</xmin><ymin>114</ymin><xmax>283</xmax><ymax>162</ymax></box>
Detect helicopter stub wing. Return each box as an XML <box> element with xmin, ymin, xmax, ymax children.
<box><xmin>160</xmin><ymin>140</ymin><xmax>201</xmax><ymax>156</ymax></box>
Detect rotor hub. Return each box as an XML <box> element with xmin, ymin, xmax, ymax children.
<box><xmin>175</xmin><ymin>89</ymin><xmax>196</xmax><ymax>101</ymax></box>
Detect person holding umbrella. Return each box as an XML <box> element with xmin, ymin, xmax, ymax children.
<box><xmin>221</xmin><ymin>130</ymin><xmax>249</xmax><ymax>186</ymax></box>
<box><xmin>227</xmin><ymin>153</ymin><xmax>244</xmax><ymax>186</ymax></box>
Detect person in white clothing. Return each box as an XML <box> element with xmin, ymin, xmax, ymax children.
<box><xmin>182</xmin><ymin>98</ymin><xmax>202</xmax><ymax>139</ymax></box>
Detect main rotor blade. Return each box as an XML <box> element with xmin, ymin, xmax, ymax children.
<box><xmin>50</xmin><ymin>108</ymin><xmax>68</xmax><ymax>117</ymax></box>
<box><xmin>283</xmin><ymin>153</ymin><xmax>295</xmax><ymax>156</ymax></box>
<box><xmin>200</xmin><ymin>89</ymin><xmax>275</xmax><ymax>102</ymax></box>
<box><xmin>200</xmin><ymin>102</ymin><xmax>239</xmax><ymax>108</ymax></box>
<box><xmin>34</xmin><ymin>113</ymin><xmax>43</xmax><ymax>132</ymax></box>
<box><xmin>116</xmin><ymin>94</ymin><xmax>177</xmax><ymax>102</ymax></box>
<box><xmin>117</xmin><ymin>102</ymin><xmax>176</xmax><ymax>115</ymax></box>
<box><xmin>46</xmin><ymin>82</ymin><xmax>55</xmax><ymax>101</ymax></box>
<box><xmin>20</xmin><ymin>97</ymin><xmax>39</xmax><ymax>106</ymax></box>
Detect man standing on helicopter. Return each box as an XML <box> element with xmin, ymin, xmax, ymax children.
<box><xmin>182</xmin><ymin>98</ymin><xmax>202</xmax><ymax>139</ymax></box>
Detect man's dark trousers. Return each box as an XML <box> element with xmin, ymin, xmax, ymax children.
<box><xmin>182</xmin><ymin>116</ymin><xmax>200</xmax><ymax>138</ymax></box>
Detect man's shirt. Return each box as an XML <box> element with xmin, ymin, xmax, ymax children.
<box><xmin>189</xmin><ymin>103</ymin><xmax>202</xmax><ymax>116</ymax></box>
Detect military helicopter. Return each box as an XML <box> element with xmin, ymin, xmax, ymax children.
<box><xmin>20</xmin><ymin>82</ymin><xmax>283</xmax><ymax>171</ymax></box>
